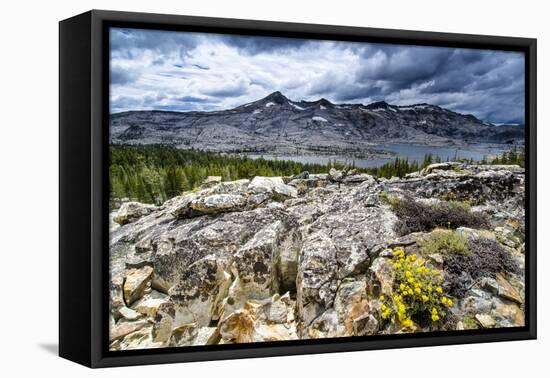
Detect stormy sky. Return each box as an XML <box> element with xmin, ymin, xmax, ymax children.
<box><xmin>110</xmin><ymin>28</ymin><xmax>525</xmax><ymax>124</ymax></box>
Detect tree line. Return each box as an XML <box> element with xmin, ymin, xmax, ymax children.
<box><xmin>109</xmin><ymin>145</ymin><xmax>525</xmax><ymax>207</ymax></box>
<box><xmin>110</xmin><ymin>145</ymin><xmax>357</xmax><ymax>207</ymax></box>
<box><xmin>487</xmin><ymin>145</ymin><xmax>525</xmax><ymax>167</ymax></box>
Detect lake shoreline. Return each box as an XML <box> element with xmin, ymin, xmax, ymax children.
<box><xmin>241</xmin><ymin>141</ymin><xmax>521</xmax><ymax>169</ymax></box>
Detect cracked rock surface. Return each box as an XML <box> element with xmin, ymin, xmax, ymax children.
<box><xmin>109</xmin><ymin>164</ymin><xmax>525</xmax><ymax>350</ymax></box>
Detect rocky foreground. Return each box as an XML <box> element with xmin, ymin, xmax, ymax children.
<box><xmin>109</xmin><ymin>162</ymin><xmax>525</xmax><ymax>350</ymax></box>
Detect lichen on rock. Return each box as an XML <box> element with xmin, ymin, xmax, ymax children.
<box><xmin>109</xmin><ymin>164</ymin><xmax>526</xmax><ymax>349</ymax></box>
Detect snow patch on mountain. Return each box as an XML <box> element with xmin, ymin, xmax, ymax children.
<box><xmin>289</xmin><ymin>102</ymin><xmax>305</xmax><ymax>111</ymax></box>
<box><xmin>312</xmin><ymin>116</ymin><xmax>328</xmax><ymax>122</ymax></box>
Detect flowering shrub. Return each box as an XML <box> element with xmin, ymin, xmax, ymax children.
<box><xmin>379</xmin><ymin>248</ymin><xmax>454</xmax><ymax>329</ymax></box>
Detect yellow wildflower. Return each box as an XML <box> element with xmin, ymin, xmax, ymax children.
<box><xmin>402</xmin><ymin>319</ymin><xmax>413</xmax><ymax>328</ymax></box>
<box><xmin>415</xmin><ymin>287</ymin><xmax>421</xmax><ymax>294</ymax></box>
<box><xmin>431</xmin><ymin>314</ymin><xmax>440</xmax><ymax>322</ymax></box>
<box><xmin>422</xmin><ymin>295</ymin><xmax>429</xmax><ymax>302</ymax></box>
<box><xmin>436</xmin><ymin>286</ymin><xmax>443</xmax><ymax>294</ymax></box>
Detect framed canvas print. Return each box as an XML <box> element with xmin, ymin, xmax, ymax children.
<box><xmin>59</xmin><ymin>10</ymin><xmax>537</xmax><ymax>368</ymax></box>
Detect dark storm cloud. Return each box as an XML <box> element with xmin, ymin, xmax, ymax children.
<box><xmin>111</xmin><ymin>66</ymin><xmax>139</xmax><ymax>85</ymax></box>
<box><xmin>110</xmin><ymin>28</ymin><xmax>525</xmax><ymax>124</ymax></box>
<box><xmin>218</xmin><ymin>35</ymin><xmax>310</xmax><ymax>55</ymax></box>
<box><xmin>110</xmin><ymin>28</ymin><xmax>200</xmax><ymax>59</ymax></box>
<box><xmin>175</xmin><ymin>96</ymin><xmax>211</xmax><ymax>103</ymax></box>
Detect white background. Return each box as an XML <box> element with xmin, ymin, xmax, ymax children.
<box><xmin>0</xmin><ymin>0</ymin><xmax>546</xmax><ymax>376</ymax></box>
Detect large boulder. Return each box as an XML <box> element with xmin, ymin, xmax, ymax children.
<box><xmin>229</xmin><ymin>220</ymin><xmax>302</xmax><ymax>303</ymax></box>
<box><xmin>123</xmin><ymin>266</ymin><xmax>153</xmax><ymax>305</ymax></box>
<box><xmin>113</xmin><ymin>202</ymin><xmax>157</xmax><ymax>225</ymax></box>
<box><xmin>296</xmin><ymin>232</ymin><xmax>338</xmax><ymax>330</ymax></box>
<box><xmin>190</xmin><ymin>194</ymin><xmax>247</xmax><ymax>214</ymax></box>
<box><xmin>168</xmin><ymin>256</ymin><xmax>232</xmax><ymax>327</ymax></box>
<box><xmin>218</xmin><ymin>294</ymin><xmax>298</xmax><ymax>343</ymax></box>
<box><xmin>305</xmin><ymin>277</ymin><xmax>373</xmax><ymax>339</ymax></box>
<box><xmin>152</xmin><ymin>207</ymin><xmax>298</xmax><ymax>293</ymax></box>
<box><xmin>248</xmin><ymin>176</ymin><xmax>298</xmax><ymax>199</ymax></box>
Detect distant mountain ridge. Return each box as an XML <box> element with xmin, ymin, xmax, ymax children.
<box><xmin>110</xmin><ymin>91</ymin><xmax>525</xmax><ymax>155</ymax></box>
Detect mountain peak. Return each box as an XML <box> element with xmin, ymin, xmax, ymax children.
<box><xmin>366</xmin><ymin>101</ymin><xmax>392</xmax><ymax>109</ymax></box>
<box><xmin>315</xmin><ymin>98</ymin><xmax>334</xmax><ymax>107</ymax></box>
<box><xmin>263</xmin><ymin>91</ymin><xmax>288</xmax><ymax>104</ymax></box>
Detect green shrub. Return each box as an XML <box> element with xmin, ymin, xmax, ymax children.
<box><xmin>390</xmin><ymin>196</ymin><xmax>490</xmax><ymax>235</ymax></box>
<box><xmin>379</xmin><ymin>191</ymin><xmax>400</xmax><ymax>207</ymax></box>
<box><xmin>418</xmin><ymin>230</ymin><xmax>471</xmax><ymax>256</ymax></box>
<box><xmin>448</xmin><ymin>199</ymin><xmax>472</xmax><ymax>211</ymax></box>
<box><xmin>462</xmin><ymin>316</ymin><xmax>480</xmax><ymax>330</ymax></box>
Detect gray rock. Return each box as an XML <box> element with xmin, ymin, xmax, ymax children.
<box><xmin>113</xmin><ymin>202</ymin><xmax>157</xmax><ymax>225</ymax></box>
<box><xmin>190</xmin><ymin>194</ymin><xmax>247</xmax><ymax>214</ymax></box>
<box><xmin>297</xmin><ymin>232</ymin><xmax>338</xmax><ymax>328</ymax></box>
<box><xmin>475</xmin><ymin>314</ymin><xmax>496</xmax><ymax>328</ymax></box>
<box><xmin>202</xmin><ymin>176</ymin><xmax>222</xmax><ymax>187</ymax></box>
<box><xmin>420</xmin><ymin>162</ymin><xmax>461</xmax><ymax>175</ymax></box>
<box><xmin>169</xmin><ymin>256</ymin><xmax>232</xmax><ymax>327</ymax></box>
<box><xmin>119</xmin><ymin>306</ymin><xmax>143</xmax><ymax>321</ymax></box>
<box><xmin>353</xmin><ymin>313</ymin><xmax>379</xmax><ymax>336</ymax></box>
<box><xmin>461</xmin><ymin>296</ymin><xmax>493</xmax><ymax>314</ymax></box>
<box><xmin>342</xmin><ymin>173</ymin><xmax>376</xmax><ymax>184</ymax></box>
<box><xmin>123</xmin><ymin>266</ymin><xmax>153</xmax><ymax>305</ymax></box>
<box><xmin>230</xmin><ymin>222</ymin><xmax>285</xmax><ymax>300</ymax></box>
<box><xmin>249</xmin><ymin>176</ymin><xmax>298</xmax><ymax>199</ymax></box>
<box><xmin>169</xmin><ymin>193</ymin><xmax>199</xmax><ymax>219</ymax></box>
<box><xmin>293</xmin><ymin>171</ymin><xmax>309</xmax><ymax>180</ymax></box>
<box><xmin>328</xmin><ymin>168</ymin><xmax>344</xmax><ymax>181</ymax></box>
<box><xmin>108</xmin><ymin>163</ymin><xmax>525</xmax><ymax>348</ymax></box>
<box><xmin>132</xmin><ymin>291</ymin><xmax>170</xmax><ymax>318</ymax></box>
<box><xmin>152</xmin><ymin>302</ymin><xmax>175</xmax><ymax>343</ymax></box>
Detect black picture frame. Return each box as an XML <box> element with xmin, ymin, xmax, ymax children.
<box><xmin>59</xmin><ymin>9</ymin><xmax>537</xmax><ymax>368</ymax></box>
